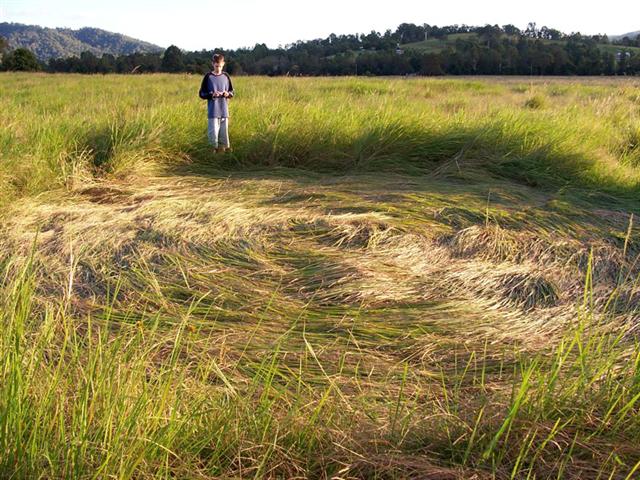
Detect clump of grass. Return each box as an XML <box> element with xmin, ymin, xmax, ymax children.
<box><xmin>620</xmin><ymin>124</ymin><xmax>640</xmax><ymax>167</ymax></box>
<box><xmin>524</xmin><ymin>94</ymin><xmax>547</xmax><ymax>109</ymax></box>
<box><xmin>498</xmin><ymin>271</ymin><xmax>560</xmax><ymax>310</ymax></box>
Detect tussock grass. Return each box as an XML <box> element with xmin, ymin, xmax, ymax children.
<box><xmin>524</xmin><ymin>94</ymin><xmax>548</xmax><ymax>109</ymax></box>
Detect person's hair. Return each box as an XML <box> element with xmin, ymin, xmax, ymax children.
<box><xmin>212</xmin><ymin>53</ymin><xmax>225</xmax><ymax>63</ymax></box>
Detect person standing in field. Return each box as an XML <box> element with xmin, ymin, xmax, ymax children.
<box><xmin>199</xmin><ymin>53</ymin><xmax>234</xmax><ymax>153</ymax></box>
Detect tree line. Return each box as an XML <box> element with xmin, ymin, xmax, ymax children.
<box><xmin>1</xmin><ymin>22</ymin><xmax>639</xmax><ymax>76</ymax></box>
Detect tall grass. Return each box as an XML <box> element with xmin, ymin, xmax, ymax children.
<box><xmin>1</xmin><ymin>74</ymin><xmax>640</xmax><ymax>203</ymax></box>
<box><xmin>1</xmin><ymin>253</ymin><xmax>640</xmax><ymax>478</ymax></box>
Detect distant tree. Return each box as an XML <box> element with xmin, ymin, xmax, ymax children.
<box><xmin>427</xmin><ymin>25</ymin><xmax>449</xmax><ymax>40</ymax></box>
<box><xmin>617</xmin><ymin>51</ymin><xmax>629</xmax><ymax>75</ymax></box>
<box><xmin>419</xmin><ymin>53</ymin><xmax>444</xmax><ymax>75</ymax></box>
<box><xmin>592</xmin><ymin>34</ymin><xmax>610</xmax><ymax>44</ymax></box>
<box><xmin>477</xmin><ymin>24</ymin><xmax>502</xmax><ymax>48</ymax></box>
<box><xmin>477</xmin><ymin>46</ymin><xmax>503</xmax><ymax>73</ymax></box>
<box><xmin>602</xmin><ymin>51</ymin><xmax>616</xmax><ymax>75</ymax></box>
<box><xmin>547</xmin><ymin>45</ymin><xmax>572</xmax><ymax>74</ymax></box>
<box><xmin>79</xmin><ymin>51</ymin><xmax>99</xmax><ymax>73</ymax></box>
<box><xmin>620</xmin><ymin>36</ymin><xmax>632</xmax><ymax>47</ymax></box>
<box><xmin>183</xmin><ymin>51</ymin><xmax>210</xmax><ymax>74</ymax></box>
<box><xmin>0</xmin><ymin>35</ymin><xmax>8</xmax><ymax>69</ymax></box>
<box><xmin>539</xmin><ymin>26</ymin><xmax>563</xmax><ymax>41</ymax></box>
<box><xmin>361</xmin><ymin>31</ymin><xmax>385</xmax><ymax>50</ymax></box>
<box><xmin>628</xmin><ymin>53</ymin><xmax>640</xmax><ymax>74</ymax></box>
<box><xmin>99</xmin><ymin>53</ymin><xmax>116</xmax><ymax>73</ymax></box>
<box><xmin>395</xmin><ymin>23</ymin><xmax>425</xmax><ymax>44</ymax></box>
<box><xmin>502</xmin><ymin>24</ymin><xmax>521</xmax><ymax>36</ymax></box>
<box><xmin>251</xmin><ymin>43</ymin><xmax>270</xmax><ymax>60</ymax></box>
<box><xmin>501</xmin><ymin>44</ymin><xmax>521</xmax><ymax>74</ymax></box>
<box><xmin>530</xmin><ymin>46</ymin><xmax>554</xmax><ymax>74</ymax></box>
<box><xmin>0</xmin><ymin>35</ymin><xmax>8</xmax><ymax>56</ymax></box>
<box><xmin>454</xmin><ymin>37</ymin><xmax>481</xmax><ymax>73</ymax></box>
<box><xmin>525</xmin><ymin>22</ymin><xmax>539</xmax><ymax>38</ymax></box>
<box><xmin>2</xmin><ymin>48</ymin><xmax>40</xmax><ymax>71</ymax></box>
<box><xmin>161</xmin><ymin>45</ymin><xmax>185</xmax><ymax>72</ymax></box>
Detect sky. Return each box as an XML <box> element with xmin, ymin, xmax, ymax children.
<box><xmin>1</xmin><ymin>0</ymin><xmax>638</xmax><ymax>50</ymax></box>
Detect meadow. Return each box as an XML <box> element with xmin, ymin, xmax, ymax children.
<box><xmin>1</xmin><ymin>72</ymin><xmax>640</xmax><ymax>479</ymax></box>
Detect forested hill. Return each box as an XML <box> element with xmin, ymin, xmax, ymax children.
<box><xmin>0</xmin><ymin>22</ymin><xmax>163</xmax><ymax>60</ymax></box>
<box><xmin>1</xmin><ymin>22</ymin><xmax>639</xmax><ymax>75</ymax></box>
<box><xmin>612</xmin><ymin>30</ymin><xmax>640</xmax><ymax>41</ymax></box>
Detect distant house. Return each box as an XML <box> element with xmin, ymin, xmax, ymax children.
<box><xmin>395</xmin><ymin>43</ymin><xmax>404</xmax><ymax>55</ymax></box>
<box><xmin>616</xmin><ymin>51</ymin><xmax>632</xmax><ymax>61</ymax></box>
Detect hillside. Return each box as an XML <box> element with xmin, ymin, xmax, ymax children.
<box><xmin>402</xmin><ymin>32</ymin><xmax>478</xmax><ymax>52</ymax></box>
<box><xmin>611</xmin><ymin>30</ymin><xmax>640</xmax><ymax>40</ymax></box>
<box><xmin>2</xmin><ymin>21</ymin><xmax>638</xmax><ymax>76</ymax></box>
<box><xmin>0</xmin><ymin>22</ymin><xmax>163</xmax><ymax>60</ymax></box>
<box><xmin>403</xmin><ymin>32</ymin><xmax>640</xmax><ymax>54</ymax></box>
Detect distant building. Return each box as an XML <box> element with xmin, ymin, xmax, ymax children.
<box><xmin>616</xmin><ymin>51</ymin><xmax>632</xmax><ymax>61</ymax></box>
<box><xmin>395</xmin><ymin>43</ymin><xmax>404</xmax><ymax>55</ymax></box>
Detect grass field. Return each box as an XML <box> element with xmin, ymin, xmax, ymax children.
<box><xmin>1</xmin><ymin>73</ymin><xmax>640</xmax><ymax>479</ymax></box>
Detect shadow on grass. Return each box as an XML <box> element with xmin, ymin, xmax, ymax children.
<box><xmin>73</xmin><ymin>115</ymin><xmax>640</xmax><ymax>215</ymax></box>
<box><xmin>166</xmin><ymin>119</ymin><xmax>640</xmax><ymax>206</ymax></box>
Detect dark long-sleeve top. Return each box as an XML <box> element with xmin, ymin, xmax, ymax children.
<box><xmin>199</xmin><ymin>71</ymin><xmax>234</xmax><ymax>118</ymax></box>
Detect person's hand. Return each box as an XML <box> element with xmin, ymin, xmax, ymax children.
<box><xmin>222</xmin><ymin>91</ymin><xmax>229</xmax><ymax>98</ymax></box>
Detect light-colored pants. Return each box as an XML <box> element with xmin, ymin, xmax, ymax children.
<box><xmin>207</xmin><ymin>117</ymin><xmax>230</xmax><ymax>148</ymax></box>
